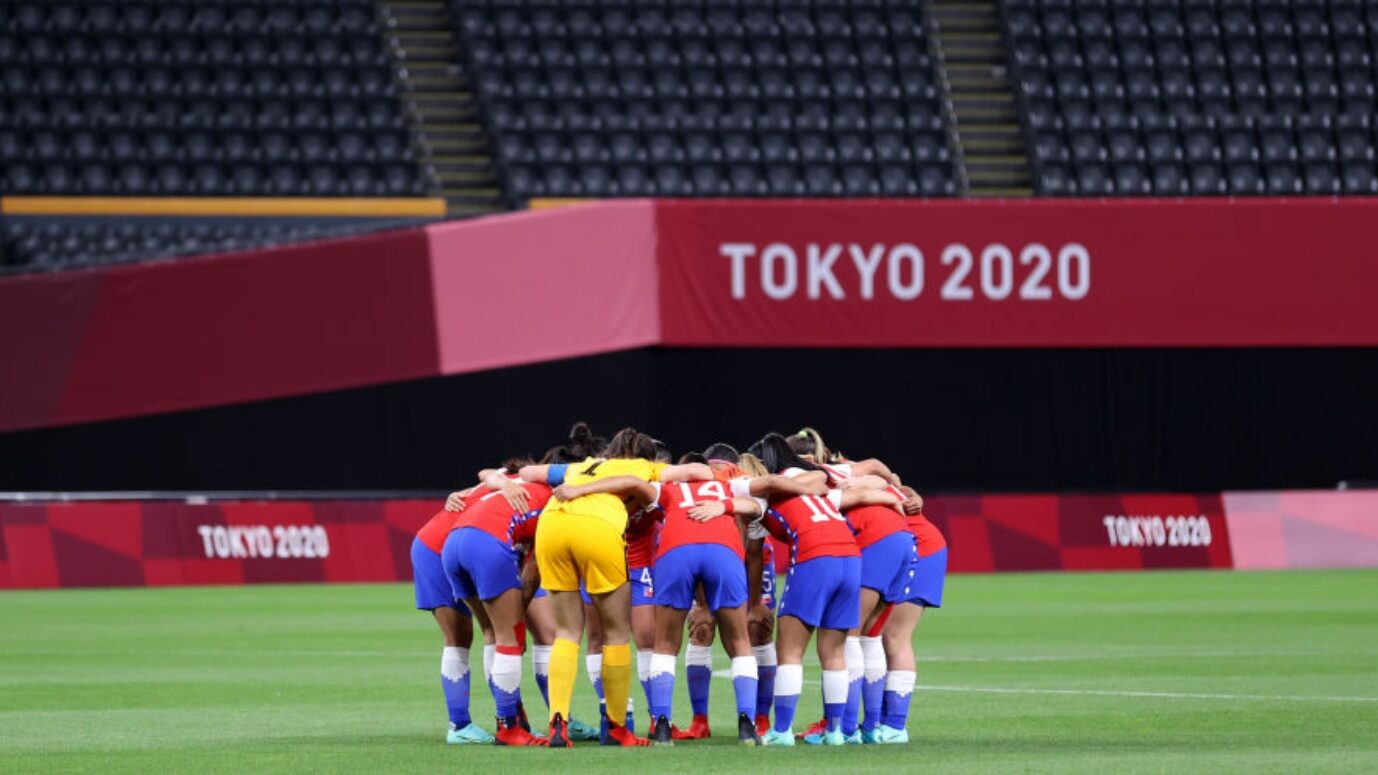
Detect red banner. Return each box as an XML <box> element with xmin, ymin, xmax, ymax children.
<box><xmin>655</xmin><ymin>198</ymin><xmax>1378</xmax><ymax>348</ymax></box>
<box><xmin>0</xmin><ymin>499</ymin><xmax>438</xmax><ymax>588</ymax></box>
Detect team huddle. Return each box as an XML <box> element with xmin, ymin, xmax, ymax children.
<box><xmin>409</xmin><ymin>424</ymin><xmax>948</xmax><ymax>748</ymax></box>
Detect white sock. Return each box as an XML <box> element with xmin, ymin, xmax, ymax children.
<box><xmin>752</xmin><ymin>643</ymin><xmax>778</xmax><ymax>667</ymax></box>
<box><xmin>861</xmin><ymin>636</ymin><xmax>887</xmax><ymax>683</ymax></box>
<box><xmin>441</xmin><ymin>646</ymin><xmax>469</xmax><ymax>682</ymax></box>
<box><xmin>586</xmin><ymin>653</ymin><xmax>603</xmax><ymax>685</ymax></box>
<box><xmin>637</xmin><ymin>649</ymin><xmax>652</xmax><ymax>683</ymax></box>
<box><xmin>491</xmin><ymin>651</ymin><xmax>523</xmax><ymax>694</ymax></box>
<box><xmin>844</xmin><ymin>636</ymin><xmax>864</xmax><ymax>683</ymax></box>
<box><xmin>885</xmin><ymin>670</ymin><xmax>917</xmax><ymax>697</ymax></box>
<box><xmin>686</xmin><ymin>643</ymin><xmax>713</xmax><ymax>669</ymax></box>
<box><xmin>531</xmin><ymin>644</ymin><xmax>551</xmax><ymax>678</ymax></box>
<box><xmin>730</xmin><ymin>655</ymin><xmax>758</xmax><ymax>680</ymax></box>
<box><xmin>775</xmin><ymin>663</ymin><xmax>804</xmax><ymax>697</ymax></box>
<box><xmin>822</xmin><ymin>669</ymin><xmax>849</xmax><ymax>704</ymax></box>
<box><xmin>649</xmin><ymin>652</ymin><xmax>677</xmax><ymax>679</ymax></box>
<box><xmin>483</xmin><ymin>644</ymin><xmax>496</xmax><ymax>683</ymax></box>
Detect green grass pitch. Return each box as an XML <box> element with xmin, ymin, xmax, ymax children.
<box><xmin>2</xmin><ymin>569</ymin><xmax>1377</xmax><ymax>773</ymax></box>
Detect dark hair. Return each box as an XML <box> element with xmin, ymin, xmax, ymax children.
<box><xmin>747</xmin><ymin>432</ymin><xmax>821</xmax><ymax>475</ymax></box>
<box><xmin>650</xmin><ymin>437</ymin><xmax>673</xmax><ymax>463</ymax></box>
<box><xmin>678</xmin><ymin>451</ymin><xmax>708</xmax><ymax>465</ymax></box>
<box><xmin>539</xmin><ymin>446</ymin><xmax>581</xmax><ymax>464</ymax></box>
<box><xmin>565</xmin><ymin>421</ymin><xmax>605</xmax><ymax>460</ymax></box>
<box><xmin>501</xmin><ymin>456</ymin><xmax>534</xmax><ymax>474</ymax></box>
<box><xmin>604</xmin><ymin>427</ymin><xmax>656</xmax><ymax>460</ymax></box>
<box><xmin>786</xmin><ymin>433</ymin><xmax>817</xmax><ymax>458</ymax></box>
<box><xmin>702</xmin><ymin>442</ymin><xmax>739</xmax><ymax>462</ymax></box>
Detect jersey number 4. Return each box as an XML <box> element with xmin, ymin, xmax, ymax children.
<box><xmin>801</xmin><ymin>494</ymin><xmax>846</xmax><ymax>523</ymax></box>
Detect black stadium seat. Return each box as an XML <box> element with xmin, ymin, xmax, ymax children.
<box><xmin>0</xmin><ymin>0</ymin><xmax>428</xmax><ymax>198</ymax></box>
<box><xmin>452</xmin><ymin>0</ymin><xmax>958</xmax><ymax>199</ymax></box>
<box><xmin>1003</xmin><ymin>0</ymin><xmax>1378</xmax><ymax>196</ymax></box>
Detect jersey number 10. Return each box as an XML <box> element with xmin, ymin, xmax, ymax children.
<box><xmin>801</xmin><ymin>494</ymin><xmax>845</xmax><ymax>523</ymax></box>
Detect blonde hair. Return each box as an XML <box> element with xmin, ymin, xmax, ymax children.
<box><xmin>793</xmin><ymin>427</ymin><xmax>843</xmax><ymax>464</ymax></box>
<box><xmin>737</xmin><ymin>453</ymin><xmax>769</xmax><ymax>477</ymax></box>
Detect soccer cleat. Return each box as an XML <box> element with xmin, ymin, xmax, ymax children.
<box><xmin>671</xmin><ymin>714</ymin><xmax>711</xmax><ymax>740</ymax></box>
<box><xmin>843</xmin><ymin>730</ymin><xmax>863</xmax><ymax>745</ymax></box>
<box><xmin>754</xmin><ymin>714</ymin><xmax>771</xmax><ymax>738</ymax></box>
<box><xmin>566</xmin><ymin>716</ymin><xmax>599</xmax><ymax>741</ymax></box>
<box><xmin>651</xmin><ymin>715</ymin><xmax>674</xmax><ymax>747</ymax></box>
<box><xmin>871</xmin><ymin>724</ymin><xmax>910</xmax><ymax>744</ymax></box>
<box><xmin>860</xmin><ymin>727</ymin><xmax>880</xmax><ymax>744</ymax></box>
<box><xmin>760</xmin><ymin>729</ymin><xmax>796</xmax><ymax>746</ymax></box>
<box><xmin>546</xmin><ymin>713</ymin><xmax>572</xmax><ymax>749</ymax></box>
<box><xmin>446</xmin><ymin>723</ymin><xmax>495</xmax><ymax>745</ymax></box>
<box><xmin>737</xmin><ymin>712</ymin><xmax>762</xmax><ymax>746</ymax></box>
<box><xmin>796</xmin><ymin>716</ymin><xmax>827</xmax><ymax>739</ymax></box>
<box><xmin>494</xmin><ymin>719</ymin><xmax>547</xmax><ymax>747</ymax></box>
<box><xmin>803</xmin><ymin>728</ymin><xmax>847</xmax><ymax>746</ymax></box>
<box><xmin>601</xmin><ymin>722</ymin><xmax>651</xmax><ymax>747</ymax></box>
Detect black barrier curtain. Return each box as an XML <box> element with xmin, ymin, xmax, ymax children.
<box><xmin>1</xmin><ymin>348</ymin><xmax>1376</xmax><ymax>493</ymax></box>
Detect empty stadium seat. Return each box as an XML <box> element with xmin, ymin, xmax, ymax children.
<box><xmin>453</xmin><ymin>0</ymin><xmax>958</xmax><ymax>199</ymax></box>
<box><xmin>1004</xmin><ymin>0</ymin><xmax>1378</xmax><ymax>196</ymax></box>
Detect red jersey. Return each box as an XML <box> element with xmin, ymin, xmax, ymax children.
<box><xmin>761</xmin><ymin>489</ymin><xmax>860</xmax><ymax>565</ymax></box>
<box><xmin>415</xmin><ymin>487</ymin><xmax>488</xmax><ymax>553</ymax></box>
<box><xmin>453</xmin><ymin>481</ymin><xmax>552</xmax><ymax>550</ymax></box>
<box><xmin>908</xmin><ymin>513</ymin><xmax>947</xmax><ymax>557</ymax></box>
<box><xmin>625</xmin><ymin>509</ymin><xmax>661</xmax><ymax>568</ymax></box>
<box><xmin>653</xmin><ymin>479</ymin><xmax>748</xmax><ymax>561</ymax></box>
<box><xmin>844</xmin><ymin>484</ymin><xmax>910</xmax><ymax>550</ymax></box>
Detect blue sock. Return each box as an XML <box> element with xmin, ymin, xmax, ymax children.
<box><xmin>731</xmin><ymin>658</ymin><xmax>758</xmax><ymax>718</ymax></box>
<box><xmin>881</xmin><ymin>670</ymin><xmax>916</xmax><ymax>729</ymax></box>
<box><xmin>649</xmin><ymin>655</ymin><xmax>676</xmax><ymax>720</ymax></box>
<box><xmin>822</xmin><ymin>668</ymin><xmax>848</xmax><ymax>734</ymax></box>
<box><xmin>773</xmin><ymin>693</ymin><xmax>799</xmax><ymax>733</ymax></box>
<box><xmin>686</xmin><ymin>645</ymin><xmax>713</xmax><ymax>717</ymax></box>
<box><xmin>862</xmin><ymin>676</ymin><xmax>885</xmax><ymax>732</ymax></box>
<box><xmin>533</xmin><ymin>645</ymin><xmax>551</xmax><ymax>709</ymax></box>
<box><xmin>756</xmin><ymin>665</ymin><xmax>776</xmax><ymax>717</ymax></box>
<box><xmin>489</xmin><ymin>650</ymin><xmax>524</xmax><ymax>727</ymax></box>
<box><xmin>535</xmin><ymin>672</ymin><xmax>550</xmax><ymax>708</ymax></box>
<box><xmin>842</xmin><ymin>674</ymin><xmax>862</xmax><ymax>735</ymax></box>
<box><xmin>825</xmin><ymin>700</ymin><xmax>845</xmax><ymax>733</ymax></box>
<box><xmin>441</xmin><ymin>647</ymin><xmax>471</xmax><ymax>727</ymax></box>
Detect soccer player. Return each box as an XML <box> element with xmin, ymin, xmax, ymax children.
<box><xmin>519</xmin><ymin>428</ymin><xmax>708</xmax><ymax>748</ymax></box>
<box><xmin>746</xmin><ymin>433</ymin><xmax>903</xmax><ymax>746</ymax></box>
<box><xmin>441</xmin><ymin>461</ymin><xmax>552</xmax><ymax>746</ymax></box>
<box><xmin>412</xmin><ymin>490</ymin><xmax>494</xmax><ymax>745</ymax></box>
<box><xmin>874</xmin><ymin>489</ymin><xmax>947</xmax><ymax>744</ymax></box>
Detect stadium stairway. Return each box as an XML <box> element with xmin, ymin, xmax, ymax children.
<box><xmin>377</xmin><ymin>0</ymin><xmax>505</xmax><ymax>216</ymax></box>
<box><xmin>928</xmin><ymin>0</ymin><xmax>1033</xmax><ymax>196</ymax></box>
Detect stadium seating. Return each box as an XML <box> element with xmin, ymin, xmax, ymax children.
<box><xmin>1003</xmin><ymin>0</ymin><xmax>1378</xmax><ymax>196</ymax></box>
<box><xmin>0</xmin><ymin>0</ymin><xmax>430</xmax><ymax>197</ymax></box>
<box><xmin>0</xmin><ymin>217</ymin><xmax>424</xmax><ymax>274</ymax></box>
<box><xmin>451</xmin><ymin>0</ymin><xmax>960</xmax><ymax>198</ymax></box>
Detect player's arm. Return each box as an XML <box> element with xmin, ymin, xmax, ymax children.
<box><xmin>520</xmin><ymin>557</ymin><xmax>542</xmax><ymax>606</ymax></box>
<box><xmin>849</xmin><ymin>458</ymin><xmax>902</xmax><ymax>486</ymax></box>
<box><xmin>686</xmin><ymin>497</ymin><xmax>761</xmax><ymax>522</ymax></box>
<box><xmin>443</xmin><ymin>486</ymin><xmax>477</xmax><ymax>512</ymax></box>
<box><xmin>657</xmin><ymin>462</ymin><xmax>714</xmax><ymax>482</ymax></box>
<box><xmin>518</xmin><ymin>464</ymin><xmax>551</xmax><ymax>483</ymax></box>
<box><xmin>748</xmin><ymin>472</ymin><xmax>828</xmax><ymax>498</ymax></box>
<box><xmin>840</xmin><ymin>487</ymin><xmax>903</xmax><ymax>513</ymax></box>
<box><xmin>899</xmin><ymin>485</ymin><xmax>924</xmax><ymax>515</ymax></box>
<box><xmin>552</xmin><ymin>475</ymin><xmax>658</xmax><ymax>509</ymax></box>
<box><xmin>480</xmin><ymin>470</ymin><xmax>530</xmax><ymax>514</ymax></box>
<box><xmin>837</xmin><ymin>473</ymin><xmax>893</xmax><ymax>491</ymax></box>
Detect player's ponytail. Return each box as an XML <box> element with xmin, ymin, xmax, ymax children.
<box><xmin>789</xmin><ymin>426</ymin><xmax>839</xmax><ymax>463</ymax></box>
<box><xmin>501</xmin><ymin>456</ymin><xmax>534</xmax><ymax>474</ymax></box>
<box><xmin>566</xmin><ymin>421</ymin><xmax>605</xmax><ymax>459</ymax></box>
<box><xmin>737</xmin><ymin>453</ymin><xmax>769</xmax><ymax>477</ymax></box>
<box><xmin>604</xmin><ymin>427</ymin><xmax>656</xmax><ymax>460</ymax></box>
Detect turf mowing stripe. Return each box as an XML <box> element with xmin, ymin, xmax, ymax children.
<box><xmin>918</xmin><ymin>684</ymin><xmax>1378</xmax><ymax>703</ymax></box>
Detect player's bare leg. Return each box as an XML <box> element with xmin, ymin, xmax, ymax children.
<box><xmin>647</xmin><ymin>604</ymin><xmax>690</xmax><ymax>745</ymax></box>
<box><xmin>590</xmin><ymin>583</ymin><xmax>649</xmax><ymax>746</ymax></box>
<box><xmin>479</xmin><ymin>588</ymin><xmax>545</xmax><ymax>745</ymax></box>
<box><xmin>544</xmin><ymin>589</ymin><xmax>586</xmax><ymax>748</ymax></box>
<box><xmin>874</xmin><ymin>602</ymin><xmax>923</xmax><ymax>743</ymax></box>
<box><xmin>431</xmin><ymin>606</ymin><xmax>494</xmax><ymax>744</ymax></box>
<box><xmin>678</xmin><ymin>601</ymin><xmax>716</xmax><ymax>739</ymax></box>
<box><xmin>715</xmin><ymin>603</ymin><xmax>762</xmax><ymax>746</ymax></box>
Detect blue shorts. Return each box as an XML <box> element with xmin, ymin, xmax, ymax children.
<box><xmin>411</xmin><ymin>537</ymin><xmax>471</xmax><ymax>613</ymax></box>
<box><xmin>653</xmin><ymin>544</ymin><xmax>749</xmax><ymax>612</ymax></box>
<box><xmin>860</xmin><ymin>532</ymin><xmax>919</xmax><ymax>604</ymax></box>
<box><xmin>534</xmin><ymin>584</ymin><xmax>593</xmax><ymax>605</ymax></box>
<box><xmin>778</xmin><ymin>555</ymin><xmax>861</xmax><ymax>631</ymax></box>
<box><xmin>440</xmin><ymin>527</ymin><xmax>522</xmax><ymax>602</ymax></box>
<box><xmin>907</xmin><ymin>548</ymin><xmax>947</xmax><ymax>608</ymax></box>
<box><xmin>630</xmin><ymin>565</ymin><xmax>656</xmax><ymax>607</ymax></box>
